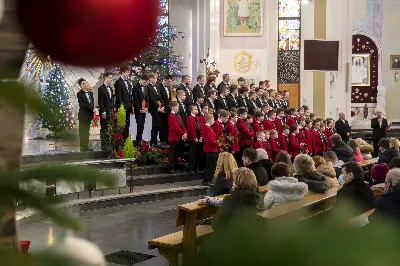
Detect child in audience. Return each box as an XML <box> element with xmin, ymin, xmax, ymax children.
<box><xmin>274</xmin><ymin>108</ymin><xmax>285</xmax><ymax>134</ymax></box>
<box><xmin>347</xmin><ymin>139</ymin><xmax>363</xmax><ymax>162</ymax></box>
<box><xmin>251</xmin><ymin>111</ymin><xmax>265</xmax><ymax>133</ymax></box>
<box><xmin>226</xmin><ymin>111</ymin><xmax>239</xmax><ymax>155</ymax></box>
<box><xmin>325</xmin><ymin>118</ymin><xmax>335</xmax><ymax>150</ymax></box>
<box><xmin>264</xmin><ymin>110</ymin><xmax>277</xmax><ymax>131</ymax></box>
<box><xmin>278</xmin><ymin>124</ymin><xmax>290</xmax><ymax>154</ymax></box>
<box><xmin>313</xmin><ymin>156</ymin><xmax>340</xmax><ymax>188</ymax></box>
<box><xmin>323</xmin><ymin>151</ymin><xmax>345</xmax><ymax>179</ymax></box>
<box><xmin>264</xmin><ymin>163</ymin><xmax>308</xmax><ymax>209</ymax></box>
<box><xmin>202</xmin><ymin>114</ymin><xmax>220</xmax><ymax>186</ymax></box>
<box><xmin>254</xmin><ymin>131</ymin><xmax>266</xmax><ymax>150</ymax></box>
<box><xmin>213</xmin><ymin>152</ymin><xmax>238</xmax><ymax>196</ymax></box>
<box><xmin>354</xmin><ymin>138</ymin><xmax>374</xmax><ymax>160</ymax></box>
<box><xmin>167</xmin><ymin>101</ymin><xmax>187</xmax><ymax>174</ymax></box>
<box><xmin>269</xmin><ymin>129</ymin><xmax>282</xmax><ymax>161</ymax></box>
<box><xmin>236</xmin><ymin>107</ymin><xmax>254</xmax><ymax>166</ymax></box>
<box><xmin>186</xmin><ymin>105</ymin><xmax>202</xmax><ymax>174</ymax></box>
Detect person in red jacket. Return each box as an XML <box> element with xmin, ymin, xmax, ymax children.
<box><xmin>274</xmin><ymin>108</ymin><xmax>285</xmax><ymax>134</ymax></box>
<box><xmin>236</xmin><ymin>107</ymin><xmax>255</xmax><ymax>166</ymax></box>
<box><xmin>254</xmin><ymin>131</ymin><xmax>266</xmax><ymax>150</ymax></box>
<box><xmin>289</xmin><ymin>124</ymin><xmax>306</xmax><ymax>159</ymax></box>
<box><xmin>286</xmin><ymin>107</ymin><xmax>298</xmax><ymax>127</ymax></box>
<box><xmin>213</xmin><ymin>110</ymin><xmax>229</xmax><ymax>141</ymax></box>
<box><xmin>251</xmin><ymin>111</ymin><xmax>265</xmax><ymax>133</ymax></box>
<box><xmin>269</xmin><ymin>129</ymin><xmax>282</xmax><ymax>161</ymax></box>
<box><xmin>278</xmin><ymin>124</ymin><xmax>290</xmax><ymax>154</ymax></box>
<box><xmin>264</xmin><ymin>130</ymin><xmax>273</xmax><ymax>160</ymax></box>
<box><xmin>311</xmin><ymin>120</ymin><xmax>327</xmax><ymax>156</ymax></box>
<box><xmin>226</xmin><ymin>110</ymin><xmax>239</xmax><ymax>155</ymax></box>
<box><xmin>186</xmin><ymin>105</ymin><xmax>203</xmax><ymax>174</ymax></box>
<box><xmin>168</xmin><ymin>101</ymin><xmax>187</xmax><ymax>173</ymax></box>
<box><xmin>264</xmin><ymin>109</ymin><xmax>277</xmax><ymax>131</ymax></box>
<box><xmin>202</xmin><ymin>113</ymin><xmax>220</xmax><ymax>186</ymax></box>
<box><xmin>297</xmin><ymin>117</ymin><xmax>309</xmax><ymax>154</ymax></box>
<box><xmin>303</xmin><ymin>118</ymin><xmax>313</xmax><ymax>153</ymax></box>
<box><xmin>324</xmin><ymin>118</ymin><xmax>335</xmax><ymax>150</ymax></box>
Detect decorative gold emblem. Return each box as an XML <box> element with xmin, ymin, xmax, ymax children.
<box><xmin>234</xmin><ymin>51</ymin><xmax>253</xmax><ymax>73</ymax></box>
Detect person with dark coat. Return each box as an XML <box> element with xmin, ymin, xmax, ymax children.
<box><xmin>371</xmin><ymin>109</ymin><xmax>389</xmax><ymax>157</ymax></box>
<box><xmin>331</xmin><ymin>134</ymin><xmax>354</xmax><ymax>163</ymax></box>
<box><xmin>257</xmin><ymin>149</ymin><xmax>274</xmax><ymax>181</ymax></box>
<box><xmin>158</xmin><ymin>75</ymin><xmax>173</xmax><ymax>144</ymax></box>
<box><xmin>242</xmin><ymin>148</ymin><xmax>268</xmax><ymax>186</ymax></box>
<box><xmin>370</xmin><ymin>168</ymin><xmax>400</xmax><ymax>223</ymax></box>
<box><xmin>335</xmin><ymin>112</ymin><xmax>351</xmax><ymax>143</ymax></box>
<box><xmin>226</xmin><ymin>85</ymin><xmax>239</xmax><ymax>110</ymax></box>
<box><xmin>176</xmin><ymin>75</ymin><xmax>193</xmax><ymax>105</ymax></box>
<box><xmin>193</xmin><ymin>75</ymin><xmax>207</xmax><ymax>103</ymax></box>
<box><xmin>212</xmin><ymin>152</ymin><xmax>237</xmax><ymax>196</ymax></box>
<box><xmin>114</xmin><ymin>65</ymin><xmax>133</xmax><ymax>140</ymax></box>
<box><xmin>132</xmin><ymin>74</ymin><xmax>149</xmax><ymax>146</ymax></box>
<box><xmin>293</xmin><ymin>154</ymin><xmax>331</xmax><ymax>193</ymax></box>
<box><xmin>77</xmin><ymin>78</ymin><xmax>94</xmax><ymax>152</ymax></box>
<box><xmin>217</xmin><ymin>73</ymin><xmax>230</xmax><ymax>94</ymax></box>
<box><xmin>98</xmin><ymin>72</ymin><xmax>114</xmax><ymax>150</ymax></box>
<box><xmin>147</xmin><ymin>73</ymin><xmax>164</xmax><ymax>146</ymax></box>
<box><xmin>377</xmin><ymin>138</ymin><xmax>399</xmax><ymax>165</ymax></box>
<box><xmin>336</xmin><ymin>162</ymin><xmax>375</xmax><ymax>216</ymax></box>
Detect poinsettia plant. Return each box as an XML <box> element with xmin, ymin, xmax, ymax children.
<box><xmin>217</xmin><ymin>136</ymin><xmax>231</xmax><ymax>152</ymax></box>
<box><xmin>135</xmin><ymin>141</ymin><xmax>169</xmax><ymax>165</ymax></box>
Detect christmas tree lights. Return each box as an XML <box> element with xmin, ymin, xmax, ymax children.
<box><xmin>37</xmin><ymin>63</ymin><xmax>75</xmax><ymax>137</ymax></box>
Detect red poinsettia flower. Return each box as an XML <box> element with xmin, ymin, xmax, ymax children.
<box><xmin>116</xmin><ymin>151</ymin><xmax>124</xmax><ymax>158</ymax></box>
<box><xmin>163</xmin><ymin>156</ymin><xmax>168</xmax><ymax>162</ymax></box>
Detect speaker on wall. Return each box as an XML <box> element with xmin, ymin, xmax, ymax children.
<box><xmin>304</xmin><ymin>40</ymin><xmax>339</xmax><ymax>71</ymax></box>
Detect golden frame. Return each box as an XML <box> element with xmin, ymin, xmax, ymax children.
<box><xmin>351</xmin><ymin>54</ymin><xmax>370</xmax><ymax>87</ymax></box>
<box><xmin>390</xmin><ymin>55</ymin><xmax>400</xmax><ymax>70</ymax></box>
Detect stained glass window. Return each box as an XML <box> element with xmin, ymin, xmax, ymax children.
<box><xmin>278</xmin><ymin>0</ymin><xmax>301</xmax><ymax>84</ymax></box>
<box><xmin>158</xmin><ymin>0</ymin><xmax>169</xmax><ymax>47</ymax></box>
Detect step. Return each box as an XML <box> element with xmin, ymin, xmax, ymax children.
<box><xmin>16</xmin><ymin>180</ymin><xmax>210</xmax><ymax>227</ymax></box>
<box><xmin>127</xmin><ymin>172</ymin><xmax>204</xmax><ymax>187</ymax></box>
<box><xmin>22</xmin><ymin>150</ymin><xmax>109</xmax><ymax>165</ymax></box>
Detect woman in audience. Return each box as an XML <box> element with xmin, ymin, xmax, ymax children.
<box><xmin>370</xmin><ymin>163</ymin><xmax>389</xmax><ymax>198</ymax></box>
<box><xmin>370</xmin><ymin>168</ymin><xmax>400</xmax><ymax>223</ymax></box>
<box><xmin>257</xmin><ymin>148</ymin><xmax>274</xmax><ymax>181</ymax></box>
<box><xmin>355</xmin><ymin>138</ymin><xmax>374</xmax><ymax>160</ymax></box>
<box><xmin>313</xmin><ymin>156</ymin><xmax>340</xmax><ymax>188</ymax></box>
<box><xmin>390</xmin><ymin>137</ymin><xmax>400</xmax><ymax>152</ymax></box>
<box><xmin>336</xmin><ymin>162</ymin><xmax>375</xmax><ymax>215</ymax></box>
<box><xmin>276</xmin><ymin>151</ymin><xmax>295</xmax><ymax>175</ymax></box>
<box><xmin>378</xmin><ymin>138</ymin><xmax>400</xmax><ymax>165</ymax></box>
<box><xmin>389</xmin><ymin>157</ymin><xmax>400</xmax><ymax>169</ymax></box>
<box><xmin>323</xmin><ymin>151</ymin><xmax>345</xmax><ymax>179</ymax></box>
<box><xmin>213</xmin><ymin>152</ymin><xmax>238</xmax><ymax>196</ymax></box>
<box><xmin>293</xmin><ymin>154</ymin><xmax>331</xmax><ymax>193</ymax></box>
<box><xmin>264</xmin><ymin>163</ymin><xmax>308</xmax><ymax>209</ymax></box>
<box><xmin>347</xmin><ymin>139</ymin><xmax>364</xmax><ymax>162</ymax></box>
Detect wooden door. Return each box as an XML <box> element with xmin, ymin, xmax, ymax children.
<box><xmin>278</xmin><ymin>83</ymin><xmax>300</xmax><ymax>108</ymax></box>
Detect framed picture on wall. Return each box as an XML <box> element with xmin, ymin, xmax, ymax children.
<box><xmin>231</xmin><ymin>76</ymin><xmax>258</xmax><ymax>86</ymax></box>
<box><xmin>390</xmin><ymin>55</ymin><xmax>400</xmax><ymax>70</ymax></box>
<box><xmin>224</xmin><ymin>0</ymin><xmax>263</xmax><ymax>36</ymax></box>
<box><xmin>351</xmin><ymin>54</ymin><xmax>370</xmax><ymax>86</ymax></box>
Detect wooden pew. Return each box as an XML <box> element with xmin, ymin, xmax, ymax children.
<box><xmin>349</xmin><ymin>208</ymin><xmax>375</xmax><ymax>227</ymax></box>
<box><xmin>149</xmin><ymin>187</ymin><xmax>330</xmax><ymax>266</ymax></box>
<box><xmin>358</xmin><ymin>158</ymin><xmax>378</xmax><ymax>168</ymax></box>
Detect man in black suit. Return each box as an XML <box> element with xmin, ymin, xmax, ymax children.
<box><xmin>335</xmin><ymin>112</ymin><xmax>351</xmax><ymax>144</ymax></box>
<box><xmin>98</xmin><ymin>72</ymin><xmax>114</xmax><ymax>150</ymax></box>
<box><xmin>176</xmin><ymin>75</ymin><xmax>193</xmax><ymax>105</ymax></box>
<box><xmin>371</xmin><ymin>109</ymin><xmax>389</xmax><ymax>157</ymax></box>
<box><xmin>237</xmin><ymin>87</ymin><xmax>249</xmax><ymax>109</ymax></box>
<box><xmin>226</xmin><ymin>85</ymin><xmax>239</xmax><ymax>111</ymax></box>
<box><xmin>255</xmin><ymin>87</ymin><xmax>263</xmax><ymax>107</ymax></box>
<box><xmin>132</xmin><ymin>74</ymin><xmax>149</xmax><ymax>146</ymax></box>
<box><xmin>217</xmin><ymin>73</ymin><xmax>230</xmax><ymax>94</ymax></box>
<box><xmin>176</xmin><ymin>89</ymin><xmax>188</xmax><ymax>124</ymax></box>
<box><xmin>204</xmin><ymin>75</ymin><xmax>217</xmax><ymax>95</ymax></box>
<box><xmin>158</xmin><ymin>74</ymin><xmax>173</xmax><ymax>144</ymax></box>
<box><xmin>215</xmin><ymin>85</ymin><xmax>229</xmax><ymax>112</ymax></box>
<box><xmin>115</xmin><ymin>65</ymin><xmax>133</xmax><ymax>140</ymax></box>
<box><xmin>205</xmin><ymin>89</ymin><xmax>217</xmax><ymax>111</ymax></box>
<box><xmin>77</xmin><ymin>78</ymin><xmax>94</xmax><ymax>152</ymax></box>
<box><xmin>193</xmin><ymin>75</ymin><xmax>206</xmax><ymax>103</ymax></box>
<box><xmin>247</xmin><ymin>91</ymin><xmax>260</xmax><ymax>115</ymax></box>
<box><xmin>147</xmin><ymin>73</ymin><xmax>164</xmax><ymax>146</ymax></box>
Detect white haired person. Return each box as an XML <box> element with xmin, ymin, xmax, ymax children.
<box><xmin>256</xmin><ymin>148</ymin><xmax>274</xmax><ymax>182</ymax></box>
<box><xmin>370</xmin><ymin>168</ymin><xmax>400</xmax><ymax>223</ymax></box>
<box><xmin>264</xmin><ymin>163</ymin><xmax>308</xmax><ymax>209</ymax></box>
<box><xmin>293</xmin><ymin>154</ymin><xmax>331</xmax><ymax>193</ymax></box>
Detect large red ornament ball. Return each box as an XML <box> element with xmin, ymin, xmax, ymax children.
<box><xmin>16</xmin><ymin>0</ymin><xmax>160</xmax><ymax>66</ymax></box>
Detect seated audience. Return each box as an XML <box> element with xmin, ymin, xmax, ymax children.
<box><xmin>389</xmin><ymin>157</ymin><xmax>400</xmax><ymax>169</ymax></box>
<box><xmin>313</xmin><ymin>156</ymin><xmax>340</xmax><ymax>188</ymax></box>
<box><xmin>257</xmin><ymin>148</ymin><xmax>274</xmax><ymax>182</ymax></box>
<box><xmin>213</xmin><ymin>152</ymin><xmax>238</xmax><ymax>197</ymax></box>
<box><xmin>354</xmin><ymin>138</ymin><xmax>374</xmax><ymax>160</ymax></box>
<box><xmin>336</xmin><ymin>161</ymin><xmax>375</xmax><ymax>215</ymax></box>
<box><xmin>242</xmin><ymin>148</ymin><xmax>269</xmax><ymax>186</ymax></box>
<box><xmin>331</xmin><ymin>134</ymin><xmax>354</xmax><ymax>163</ymax></box>
<box><xmin>263</xmin><ymin>163</ymin><xmax>308</xmax><ymax>209</ymax></box>
<box><xmin>323</xmin><ymin>151</ymin><xmax>345</xmax><ymax>179</ymax></box>
<box><xmin>370</xmin><ymin>163</ymin><xmax>389</xmax><ymax>198</ymax></box>
<box><xmin>378</xmin><ymin>138</ymin><xmax>400</xmax><ymax>165</ymax></box>
<box><xmin>276</xmin><ymin>151</ymin><xmax>294</xmax><ymax>175</ymax></box>
<box><xmin>347</xmin><ymin>139</ymin><xmax>364</xmax><ymax>162</ymax></box>
<box><xmin>293</xmin><ymin>154</ymin><xmax>331</xmax><ymax>193</ymax></box>
<box><xmin>370</xmin><ymin>168</ymin><xmax>400</xmax><ymax>223</ymax></box>
<box><xmin>390</xmin><ymin>137</ymin><xmax>400</xmax><ymax>152</ymax></box>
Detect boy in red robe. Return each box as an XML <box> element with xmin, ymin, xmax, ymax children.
<box><xmin>269</xmin><ymin>129</ymin><xmax>282</xmax><ymax>161</ymax></box>
<box><xmin>226</xmin><ymin>110</ymin><xmax>239</xmax><ymax>154</ymax></box>
<box><xmin>202</xmin><ymin>113</ymin><xmax>220</xmax><ymax>186</ymax></box>
<box><xmin>168</xmin><ymin>101</ymin><xmax>187</xmax><ymax>173</ymax></box>
<box><xmin>236</xmin><ymin>107</ymin><xmax>255</xmax><ymax>166</ymax></box>
<box><xmin>186</xmin><ymin>105</ymin><xmax>203</xmax><ymax>174</ymax></box>
<box><xmin>278</xmin><ymin>124</ymin><xmax>290</xmax><ymax>154</ymax></box>
<box><xmin>251</xmin><ymin>111</ymin><xmax>265</xmax><ymax>133</ymax></box>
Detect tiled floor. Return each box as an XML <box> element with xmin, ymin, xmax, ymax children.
<box><xmin>19</xmin><ymin>196</ymin><xmax>200</xmax><ymax>266</ymax></box>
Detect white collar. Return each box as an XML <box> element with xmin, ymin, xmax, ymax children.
<box><xmin>171</xmin><ymin>111</ymin><xmax>176</xmax><ymax>114</ymax></box>
<box><xmin>218</xmin><ymin>118</ymin><xmax>223</xmax><ymax>123</ymax></box>
<box><xmin>191</xmin><ymin>113</ymin><xmax>196</xmax><ymax>117</ymax></box>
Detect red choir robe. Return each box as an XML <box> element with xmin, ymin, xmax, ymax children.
<box><xmin>289</xmin><ymin>133</ymin><xmax>302</xmax><ymax>157</ymax></box>
<box><xmin>251</xmin><ymin>120</ymin><xmax>264</xmax><ymax>133</ymax></box>
<box><xmin>278</xmin><ymin>134</ymin><xmax>290</xmax><ymax>155</ymax></box>
<box><xmin>324</xmin><ymin>127</ymin><xmax>335</xmax><ymax>150</ymax></box>
<box><xmin>237</xmin><ymin>117</ymin><xmax>254</xmax><ymax>146</ymax></box>
<box><xmin>264</xmin><ymin>119</ymin><xmax>277</xmax><ymax>131</ymax></box>
<box><xmin>202</xmin><ymin>125</ymin><xmax>219</xmax><ymax>153</ymax></box>
<box><xmin>286</xmin><ymin>116</ymin><xmax>297</xmax><ymax>127</ymax></box>
<box><xmin>254</xmin><ymin>139</ymin><xmax>266</xmax><ymax>150</ymax></box>
<box><xmin>303</xmin><ymin>128</ymin><xmax>313</xmax><ymax>153</ymax></box>
<box><xmin>226</xmin><ymin>121</ymin><xmax>239</xmax><ymax>152</ymax></box>
<box><xmin>274</xmin><ymin>117</ymin><xmax>284</xmax><ymax>134</ymax></box>
<box><xmin>311</xmin><ymin>129</ymin><xmax>326</xmax><ymax>155</ymax></box>
<box><xmin>268</xmin><ymin>137</ymin><xmax>282</xmax><ymax>162</ymax></box>
<box><xmin>168</xmin><ymin>112</ymin><xmax>187</xmax><ymax>142</ymax></box>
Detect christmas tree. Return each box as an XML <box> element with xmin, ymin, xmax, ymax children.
<box><xmin>128</xmin><ymin>0</ymin><xmax>184</xmax><ymax>80</ymax></box>
<box><xmin>37</xmin><ymin>63</ymin><xmax>75</xmax><ymax>137</ymax></box>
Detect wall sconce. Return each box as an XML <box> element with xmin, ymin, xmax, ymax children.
<box><xmin>395</xmin><ymin>72</ymin><xmax>399</xmax><ymax>81</ymax></box>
